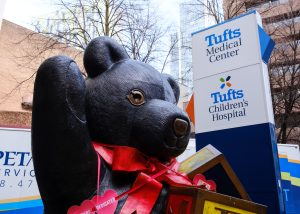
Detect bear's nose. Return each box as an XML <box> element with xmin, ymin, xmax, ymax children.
<box><xmin>173</xmin><ymin>118</ymin><xmax>189</xmax><ymax>137</ymax></box>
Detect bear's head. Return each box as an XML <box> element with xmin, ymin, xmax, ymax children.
<box><xmin>84</xmin><ymin>37</ymin><xmax>191</xmax><ymax>162</ymax></box>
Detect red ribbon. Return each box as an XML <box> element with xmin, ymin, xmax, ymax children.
<box><xmin>93</xmin><ymin>142</ymin><xmax>214</xmax><ymax>214</ymax></box>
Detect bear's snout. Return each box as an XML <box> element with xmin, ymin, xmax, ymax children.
<box><xmin>131</xmin><ymin>99</ymin><xmax>191</xmax><ymax>160</ymax></box>
<box><xmin>165</xmin><ymin>115</ymin><xmax>190</xmax><ymax>150</ymax></box>
<box><xmin>172</xmin><ymin>117</ymin><xmax>190</xmax><ymax>149</ymax></box>
<box><xmin>173</xmin><ymin>118</ymin><xmax>189</xmax><ymax>138</ymax></box>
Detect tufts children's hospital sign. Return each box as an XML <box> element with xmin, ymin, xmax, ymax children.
<box><xmin>209</xmin><ymin>76</ymin><xmax>248</xmax><ymax>123</ymax></box>
<box><xmin>192</xmin><ymin>11</ymin><xmax>285</xmax><ymax>214</ymax></box>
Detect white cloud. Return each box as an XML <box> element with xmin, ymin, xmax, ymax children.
<box><xmin>152</xmin><ymin>0</ymin><xmax>179</xmax><ymax>25</ymax></box>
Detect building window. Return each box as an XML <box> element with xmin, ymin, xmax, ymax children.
<box><xmin>245</xmin><ymin>0</ymin><xmax>279</xmax><ymax>11</ymax></box>
<box><xmin>263</xmin><ymin>10</ymin><xmax>300</xmax><ymax>25</ymax></box>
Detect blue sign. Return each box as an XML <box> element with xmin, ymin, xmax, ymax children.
<box><xmin>278</xmin><ymin>145</ymin><xmax>300</xmax><ymax>214</ymax></box>
<box><xmin>192</xmin><ymin>11</ymin><xmax>285</xmax><ymax>214</ymax></box>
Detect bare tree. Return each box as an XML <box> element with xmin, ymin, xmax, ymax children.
<box><xmin>186</xmin><ymin>0</ymin><xmax>276</xmax><ymax>26</ymax></box>
<box><xmin>0</xmin><ymin>25</ymin><xmax>84</xmax><ymax>105</ymax></box>
<box><xmin>117</xmin><ymin>1</ymin><xmax>177</xmax><ymax>70</ymax></box>
<box><xmin>184</xmin><ymin>0</ymin><xmax>224</xmax><ymax>24</ymax></box>
<box><xmin>267</xmin><ymin>0</ymin><xmax>300</xmax><ymax>145</ymax></box>
<box><xmin>4</xmin><ymin>0</ymin><xmax>178</xmax><ymax>106</ymax></box>
<box><xmin>35</xmin><ymin>0</ymin><xmax>127</xmax><ymax>50</ymax></box>
<box><xmin>31</xmin><ymin>0</ymin><xmax>176</xmax><ymax>70</ymax></box>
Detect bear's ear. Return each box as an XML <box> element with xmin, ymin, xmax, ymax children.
<box><xmin>164</xmin><ymin>74</ymin><xmax>180</xmax><ymax>104</ymax></box>
<box><xmin>84</xmin><ymin>36</ymin><xmax>129</xmax><ymax>78</ymax></box>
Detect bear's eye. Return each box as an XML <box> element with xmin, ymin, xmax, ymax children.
<box><xmin>127</xmin><ymin>89</ymin><xmax>145</xmax><ymax>106</ymax></box>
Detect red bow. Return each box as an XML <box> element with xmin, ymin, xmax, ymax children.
<box><xmin>92</xmin><ymin>142</ymin><xmax>215</xmax><ymax>214</ymax></box>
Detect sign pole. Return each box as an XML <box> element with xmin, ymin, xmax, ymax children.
<box><xmin>192</xmin><ymin>11</ymin><xmax>285</xmax><ymax>214</ymax></box>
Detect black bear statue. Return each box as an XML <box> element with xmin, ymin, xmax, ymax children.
<box><xmin>32</xmin><ymin>36</ymin><xmax>191</xmax><ymax>214</ymax></box>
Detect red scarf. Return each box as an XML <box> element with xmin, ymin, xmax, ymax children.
<box><xmin>93</xmin><ymin>142</ymin><xmax>215</xmax><ymax>214</ymax></box>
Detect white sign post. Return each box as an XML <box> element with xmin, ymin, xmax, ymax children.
<box><xmin>192</xmin><ymin>11</ymin><xmax>285</xmax><ymax>214</ymax></box>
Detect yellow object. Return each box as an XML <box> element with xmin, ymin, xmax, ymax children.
<box><xmin>203</xmin><ymin>200</ymin><xmax>256</xmax><ymax>214</ymax></box>
<box><xmin>179</xmin><ymin>147</ymin><xmax>214</xmax><ymax>174</ymax></box>
<box><xmin>0</xmin><ymin>195</ymin><xmax>41</xmax><ymax>204</ymax></box>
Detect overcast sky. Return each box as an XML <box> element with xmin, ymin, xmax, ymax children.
<box><xmin>4</xmin><ymin>0</ymin><xmax>55</xmax><ymax>28</ymax></box>
<box><xmin>3</xmin><ymin>0</ymin><xmax>179</xmax><ymax>29</ymax></box>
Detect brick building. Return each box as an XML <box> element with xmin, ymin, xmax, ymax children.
<box><xmin>0</xmin><ymin>19</ymin><xmax>83</xmax><ymax>127</ymax></box>
<box><xmin>0</xmin><ymin>19</ymin><xmax>191</xmax><ymax>129</ymax></box>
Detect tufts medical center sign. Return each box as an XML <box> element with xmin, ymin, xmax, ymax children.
<box><xmin>192</xmin><ymin>11</ymin><xmax>285</xmax><ymax>214</ymax></box>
